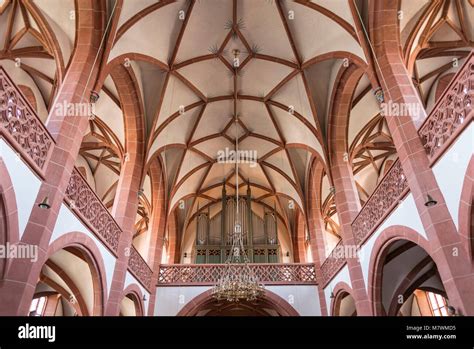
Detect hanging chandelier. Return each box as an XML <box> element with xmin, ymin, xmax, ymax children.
<box><xmin>212</xmin><ymin>114</ymin><xmax>264</xmax><ymax>302</ymax></box>
<box><xmin>212</xmin><ymin>222</ymin><xmax>264</xmax><ymax>302</ymax></box>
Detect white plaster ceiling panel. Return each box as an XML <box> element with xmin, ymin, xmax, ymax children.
<box><xmin>265</xmin><ymin>166</ymin><xmax>302</xmax><ymax>210</ymax></box>
<box><xmin>109</xmin><ymin>1</ymin><xmax>184</xmax><ymax>65</ymax></box>
<box><xmin>94</xmin><ymin>164</ymin><xmax>118</xmax><ymax>200</ymax></box>
<box><xmin>191</xmin><ymin>101</ymin><xmax>234</xmax><ymax>141</ymax></box>
<box><xmin>310</xmin><ymin>0</ymin><xmax>356</xmax><ymax>27</ymax></box>
<box><xmin>226</xmin><ymin>122</ymin><xmax>246</xmax><ymax>139</ymax></box>
<box><xmin>176</xmin><ymin>150</ymin><xmax>209</xmax><ymax>184</ymax></box>
<box><xmin>18</xmin><ymin>56</ymin><xmax>56</xmax><ymax>80</ymax></box>
<box><xmin>117</xmin><ymin>0</ymin><xmax>158</xmax><ymax>28</ymax></box>
<box><xmin>239</xmin><ymin>59</ymin><xmax>294</xmax><ymax>97</ymax></box>
<box><xmin>11</xmin><ymin>5</ymin><xmax>25</xmax><ymax>35</ymax></box>
<box><xmin>49</xmin><ymin>249</ymin><xmax>94</xmax><ymax>315</ymax></box>
<box><xmin>177</xmin><ymin>59</ymin><xmax>233</xmax><ymax>97</ymax></box>
<box><xmin>175</xmin><ymin>0</ymin><xmax>232</xmax><ymax>63</ymax></box>
<box><xmin>431</xmin><ymin>22</ymin><xmax>462</xmax><ymax>42</ymax></box>
<box><xmin>201</xmin><ymin>185</ymin><xmax>227</xmax><ymax>199</ymax></box>
<box><xmin>147</xmin><ymin>108</ymin><xmax>201</xmax><ymax>162</ymax></box>
<box><xmin>283</xmin><ymin>2</ymin><xmax>365</xmax><ymax>63</ymax></box>
<box><xmin>94</xmin><ymin>91</ymin><xmax>125</xmax><ymax>145</ymax></box>
<box><xmin>462</xmin><ymin>1</ymin><xmax>474</xmax><ymax>41</ymax></box>
<box><xmin>193</xmin><ymin>136</ymin><xmax>233</xmax><ymax>160</ymax></box>
<box><xmin>155</xmin><ymin>74</ymin><xmax>201</xmax><ymax>129</ymax></box>
<box><xmin>222</xmin><ymin>36</ymin><xmax>250</xmax><ymax>66</ymax></box>
<box><xmin>235</xmin><ymin>164</ymin><xmax>270</xmax><ymax>189</ymax></box>
<box><xmin>264</xmin><ymin>151</ymin><xmax>296</xmax><ymax>183</ymax></box>
<box><xmin>416</xmin><ymin>56</ymin><xmax>453</xmax><ymax>77</ymax></box>
<box><xmin>270</xmin><ymin>105</ymin><xmax>324</xmax><ymax>157</ymax></box>
<box><xmin>238</xmin><ymin>0</ymin><xmax>296</xmax><ymax>62</ymax></box>
<box><xmin>34</xmin><ymin>0</ymin><xmax>76</xmax><ymax>65</ymax></box>
<box><xmin>348</xmin><ymin>90</ymin><xmax>379</xmax><ymax>145</ymax></box>
<box><xmin>170</xmin><ymin>165</ymin><xmax>209</xmax><ymax>211</ymax></box>
<box><xmin>399</xmin><ymin>0</ymin><xmax>431</xmax><ymax>38</ymax></box>
<box><xmin>272</xmin><ymin>73</ymin><xmax>317</xmax><ymax>127</ymax></box>
<box><xmin>14</xmin><ymin>31</ymin><xmax>42</xmax><ymax>49</ymax></box>
<box><xmin>202</xmin><ymin>162</ymin><xmax>235</xmax><ymax>189</ymax></box>
<box><xmin>238</xmin><ymin>100</ymin><xmax>280</xmax><ymax>139</ymax></box>
<box><xmin>240</xmin><ymin>136</ymin><xmax>278</xmax><ymax>159</ymax></box>
<box><xmin>42</xmin><ymin>265</ymin><xmax>73</xmax><ymax>297</ymax></box>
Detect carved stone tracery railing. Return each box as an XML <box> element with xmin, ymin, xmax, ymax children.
<box><xmin>321</xmin><ymin>160</ymin><xmax>408</xmax><ymax>286</ymax></box>
<box><xmin>128</xmin><ymin>246</ymin><xmax>153</xmax><ymax>290</ymax></box>
<box><xmin>65</xmin><ymin>168</ymin><xmax>122</xmax><ymax>254</ymax></box>
<box><xmin>323</xmin><ymin>55</ymin><xmax>473</xmax><ymax>287</ymax></box>
<box><xmin>157</xmin><ymin>263</ymin><xmax>317</xmax><ymax>286</ymax></box>
<box><xmin>351</xmin><ymin>159</ymin><xmax>409</xmax><ymax>246</ymax></box>
<box><xmin>0</xmin><ymin>67</ymin><xmax>53</xmax><ymax>176</ymax></box>
<box><xmin>0</xmin><ymin>67</ymin><xmax>153</xmax><ymax>292</ymax></box>
<box><xmin>65</xmin><ymin>169</ymin><xmax>153</xmax><ymax>290</ymax></box>
<box><xmin>419</xmin><ymin>53</ymin><xmax>473</xmax><ymax>163</ymax></box>
<box><xmin>320</xmin><ymin>241</ymin><xmax>346</xmax><ymax>287</ymax></box>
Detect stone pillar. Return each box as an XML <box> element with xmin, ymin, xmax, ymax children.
<box><xmin>0</xmin><ymin>0</ymin><xmax>105</xmax><ymax>316</ymax></box>
<box><xmin>371</xmin><ymin>0</ymin><xmax>474</xmax><ymax>315</ymax></box>
<box><xmin>307</xmin><ymin>160</ymin><xmax>332</xmax><ymax>316</ymax></box>
<box><xmin>145</xmin><ymin>160</ymin><xmax>167</xmax><ymax>316</ymax></box>
<box><xmin>328</xmin><ymin>64</ymin><xmax>372</xmax><ymax>316</ymax></box>
<box><xmin>293</xmin><ymin>210</ymin><xmax>307</xmax><ymax>263</ymax></box>
<box><xmin>104</xmin><ymin>65</ymin><xmax>145</xmax><ymax>315</ymax></box>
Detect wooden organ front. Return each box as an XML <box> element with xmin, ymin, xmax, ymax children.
<box><xmin>194</xmin><ymin>184</ymin><xmax>279</xmax><ymax>264</ymax></box>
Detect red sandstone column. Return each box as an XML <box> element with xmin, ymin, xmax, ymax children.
<box><xmin>371</xmin><ymin>0</ymin><xmax>474</xmax><ymax>315</ymax></box>
<box><xmin>146</xmin><ymin>161</ymin><xmax>166</xmax><ymax>266</ymax></box>
<box><xmin>167</xmin><ymin>211</ymin><xmax>181</xmax><ymax>264</ymax></box>
<box><xmin>104</xmin><ymin>65</ymin><xmax>145</xmax><ymax>316</ymax></box>
<box><xmin>328</xmin><ymin>65</ymin><xmax>372</xmax><ymax>316</ymax></box>
<box><xmin>0</xmin><ymin>1</ymin><xmax>105</xmax><ymax>316</ymax></box>
<box><xmin>307</xmin><ymin>161</ymin><xmax>331</xmax><ymax>316</ymax></box>
<box><xmin>144</xmin><ymin>160</ymin><xmax>167</xmax><ymax>316</ymax></box>
<box><xmin>307</xmin><ymin>219</ymin><xmax>329</xmax><ymax>316</ymax></box>
<box><xmin>146</xmin><ymin>231</ymin><xmax>165</xmax><ymax>316</ymax></box>
<box><xmin>293</xmin><ymin>210</ymin><xmax>307</xmax><ymax>263</ymax></box>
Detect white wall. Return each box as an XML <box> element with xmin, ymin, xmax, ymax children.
<box><xmin>359</xmin><ymin>193</ymin><xmax>427</xmax><ymax>288</ymax></box>
<box><xmin>154</xmin><ymin>285</ymin><xmax>320</xmax><ymax>316</ymax></box>
<box><xmin>124</xmin><ymin>271</ymin><xmax>150</xmax><ymax>314</ymax></box>
<box><xmin>51</xmin><ymin>204</ymin><xmax>117</xmax><ymax>295</ymax></box>
<box><xmin>324</xmin><ymin>123</ymin><xmax>473</xmax><ymax>300</ymax></box>
<box><xmin>323</xmin><ymin>264</ymin><xmax>351</xmax><ymax>310</ymax></box>
<box><xmin>432</xmin><ymin>122</ymin><xmax>473</xmax><ymax>230</ymax></box>
<box><xmin>154</xmin><ymin>286</ymin><xmax>211</xmax><ymax>316</ymax></box>
<box><xmin>266</xmin><ymin>285</ymin><xmax>321</xmax><ymax>316</ymax></box>
<box><xmin>0</xmin><ymin>139</ymin><xmax>41</xmax><ymax>240</ymax></box>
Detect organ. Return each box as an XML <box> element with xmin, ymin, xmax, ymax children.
<box><xmin>193</xmin><ymin>182</ymin><xmax>279</xmax><ymax>264</ymax></box>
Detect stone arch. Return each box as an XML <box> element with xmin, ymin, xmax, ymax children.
<box><xmin>109</xmin><ymin>63</ymin><xmax>146</xmax><ymax>217</ymax></box>
<box><xmin>367</xmin><ymin>225</ymin><xmax>442</xmax><ymax>316</ymax></box>
<box><xmin>459</xmin><ymin>156</ymin><xmax>474</xmax><ymax>262</ymax></box>
<box><xmin>121</xmin><ymin>284</ymin><xmax>145</xmax><ymax>316</ymax></box>
<box><xmin>331</xmin><ymin>281</ymin><xmax>357</xmax><ymax>316</ymax></box>
<box><xmin>326</xmin><ymin>62</ymin><xmax>372</xmax><ymax>315</ymax></box>
<box><xmin>0</xmin><ymin>158</ymin><xmax>19</xmax><ymax>279</ymax></box>
<box><xmin>145</xmin><ymin>157</ymin><xmax>167</xmax><ymax>266</ymax></box>
<box><xmin>46</xmin><ymin>232</ymin><xmax>108</xmax><ymax>316</ymax></box>
<box><xmin>177</xmin><ymin>289</ymin><xmax>299</xmax><ymax>317</ymax></box>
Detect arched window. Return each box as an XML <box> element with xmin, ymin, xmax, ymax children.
<box><xmin>29</xmin><ymin>296</ymin><xmax>47</xmax><ymax>316</ymax></box>
<box><xmin>425</xmin><ymin>291</ymin><xmax>449</xmax><ymax>317</ymax></box>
